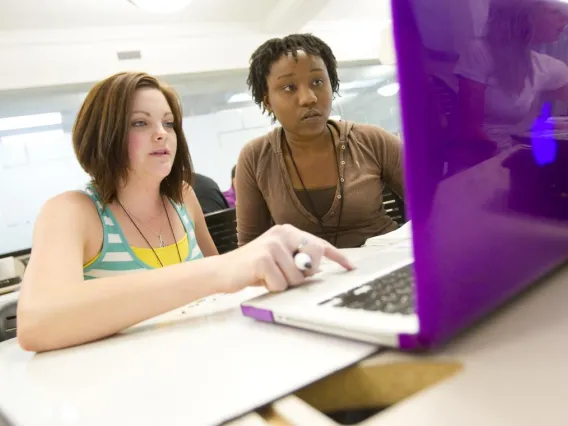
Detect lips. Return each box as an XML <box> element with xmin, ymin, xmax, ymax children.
<box><xmin>150</xmin><ymin>149</ymin><xmax>169</xmax><ymax>156</ymax></box>
<box><xmin>301</xmin><ymin>110</ymin><xmax>322</xmax><ymax>121</ymax></box>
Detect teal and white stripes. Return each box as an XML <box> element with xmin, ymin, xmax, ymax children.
<box><xmin>82</xmin><ymin>185</ymin><xmax>203</xmax><ymax>280</ymax></box>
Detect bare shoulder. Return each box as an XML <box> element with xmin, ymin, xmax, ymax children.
<box><xmin>37</xmin><ymin>190</ymin><xmax>101</xmax><ymax>238</ymax></box>
<box><xmin>28</xmin><ymin>190</ymin><xmax>102</xmax><ymax>273</ymax></box>
<box><xmin>40</xmin><ymin>190</ymin><xmax>98</xmax><ymax>220</ymax></box>
<box><xmin>182</xmin><ymin>182</ymin><xmax>201</xmax><ymax>221</ymax></box>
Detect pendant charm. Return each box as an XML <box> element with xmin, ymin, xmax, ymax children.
<box><xmin>159</xmin><ymin>234</ymin><xmax>166</xmax><ymax>247</ymax></box>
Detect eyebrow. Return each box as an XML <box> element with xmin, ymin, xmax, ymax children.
<box><xmin>276</xmin><ymin>68</ymin><xmax>326</xmax><ymax>80</ymax></box>
<box><xmin>277</xmin><ymin>73</ymin><xmax>295</xmax><ymax>80</ymax></box>
<box><xmin>131</xmin><ymin>110</ymin><xmax>174</xmax><ymax>117</ymax></box>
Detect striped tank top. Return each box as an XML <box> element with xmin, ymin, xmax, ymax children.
<box><xmin>82</xmin><ymin>185</ymin><xmax>204</xmax><ymax>280</ymax></box>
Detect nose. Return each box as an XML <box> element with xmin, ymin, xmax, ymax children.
<box><xmin>298</xmin><ymin>86</ymin><xmax>317</xmax><ymax>107</ymax></box>
<box><xmin>153</xmin><ymin>123</ymin><xmax>168</xmax><ymax>141</ymax></box>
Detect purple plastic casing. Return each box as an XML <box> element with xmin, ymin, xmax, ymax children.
<box><xmin>393</xmin><ymin>0</ymin><xmax>568</xmax><ymax>350</ymax></box>
<box><xmin>241</xmin><ymin>305</ymin><xmax>275</xmax><ymax>323</ymax></box>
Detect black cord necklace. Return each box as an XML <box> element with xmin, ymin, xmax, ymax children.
<box><xmin>117</xmin><ymin>196</ymin><xmax>182</xmax><ymax>267</ymax></box>
<box><xmin>285</xmin><ymin>127</ymin><xmax>345</xmax><ymax>246</ymax></box>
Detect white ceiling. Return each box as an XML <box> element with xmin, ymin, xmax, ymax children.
<box><xmin>0</xmin><ymin>0</ymin><xmax>277</xmax><ymax>30</ymax></box>
<box><xmin>313</xmin><ymin>0</ymin><xmax>390</xmax><ymax>22</ymax></box>
<box><xmin>0</xmin><ymin>0</ymin><xmax>395</xmax><ymax>117</ymax></box>
<box><xmin>0</xmin><ymin>0</ymin><xmax>388</xmax><ymax>31</ymax></box>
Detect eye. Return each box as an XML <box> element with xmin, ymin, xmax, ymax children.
<box><xmin>283</xmin><ymin>84</ymin><xmax>296</xmax><ymax>92</ymax></box>
<box><xmin>313</xmin><ymin>79</ymin><xmax>324</xmax><ymax>87</ymax></box>
<box><xmin>164</xmin><ymin>121</ymin><xmax>175</xmax><ymax>128</ymax></box>
<box><xmin>132</xmin><ymin>120</ymin><xmax>146</xmax><ymax>127</ymax></box>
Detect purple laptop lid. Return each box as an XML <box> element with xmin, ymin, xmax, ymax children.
<box><xmin>394</xmin><ymin>0</ymin><xmax>568</xmax><ymax>349</ymax></box>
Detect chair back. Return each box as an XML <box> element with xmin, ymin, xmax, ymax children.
<box><xmin>383</xmin><ymin>189</ymin><xmax>406</xmax><ymax>226</ymax></box>
<box><xmin>204</xmin><ymin>208</ymin><xmax>238</xmax><ymax>254</ymax></box>
<box><xmin>0</xmin><ymin>300</ymin><xmax>17</xmax><ymax>342</ymax></box>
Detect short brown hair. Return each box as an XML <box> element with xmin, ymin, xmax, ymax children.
<box><xmin>73</xmin><ymin>71</ymin><xmax>193</xmax><ymax>204</ymax></box>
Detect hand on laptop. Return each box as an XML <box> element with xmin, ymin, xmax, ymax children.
<box><xmin>222</xmin><ymin>224</ymin><xmax>355</xmax><ymax>293</ymax></box>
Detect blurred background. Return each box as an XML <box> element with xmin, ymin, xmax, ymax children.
<box><xmin>0</xmin><ymin>0</ymin><xmax>401</xmax><ymax>255</ymax></box>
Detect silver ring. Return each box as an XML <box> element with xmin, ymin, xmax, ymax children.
<box><xmin>297</xmin><ymin>237</ymin><xmax>309</xmax><ymax>251</ymax></box>
<box><xmin>294</xmin><ymin>238</ymin><xmax>312</xmax><ymax>271</ymax></box>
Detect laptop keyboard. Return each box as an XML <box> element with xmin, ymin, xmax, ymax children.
<box><xmin>318</xmin><ymin>264</ymin><xmax>415</xmax><ymax>315</ymax></box>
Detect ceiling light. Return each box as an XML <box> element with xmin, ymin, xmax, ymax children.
<box><xmin>0</xmin><ymin>112</ymin><xmax>62</xmax><ymax>132</ymax></box>
<box><xmin>340</xmin><ymin>79</ymin><xmax>383</xmax><ymax>91</ymax></box>
<box><xmin>228</xmin><ymin>92</ymin><xmax>254</xmax><ymax>104</ymax></box>
<box><xmin>128</xmin><ymin>0</ymin><xmax>193</xmax><ymax>14</ymax></box>
<box><xmin>334</xmin><ymin>93</ymin><xmax>358</xmax><ymax>105</ymax></box>
<box><xmin>377</xmin><ymin>82</ymin><xmax>400</xmax><ymax>97</ymax></box>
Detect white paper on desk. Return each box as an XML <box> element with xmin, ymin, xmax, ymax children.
<box><xmin>363</xmin><ymin>221</ymin><xmax>412</xmax><ymax>247</ymax></box>
<box><xmin>0</xmin><ymin>257</ymin><xmax>22</xmax><ymax>279</ymax></box>
<box><xmin>0</xmin><ymin>290</ymin><xmax>378</xmax><ymax>426</ymax></box>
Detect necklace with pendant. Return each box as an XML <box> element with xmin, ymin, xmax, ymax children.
<box><xmin>120</xmin><ymin>205</ymin><xmax>165</xmax><ymax>246</ymax></box>
<box><xmin>117</xmin><ymin>198</ymin><xmax>182</xmax><ymax>266</ymax></box>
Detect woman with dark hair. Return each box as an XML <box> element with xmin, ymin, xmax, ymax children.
<box><xmin>237</xmin><ymin>33</ymin><xmax>405</xmax><ymax>249</ymax></box>
<box><xmin>17</xmin><ymin>72</ymin><xmax>353</xmax><ymax>352</ymax></box>
<box><xmin>223</xmin><ymin>165</ymin><xmax>237</xmax><ymax>208</ymax></box>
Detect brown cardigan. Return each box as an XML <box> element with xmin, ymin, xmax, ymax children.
<box><xmin>235</xmin><ymin>120</ymin><xmax>404</xmax><ymax>248</ymax></box>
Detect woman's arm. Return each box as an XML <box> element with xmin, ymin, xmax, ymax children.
<box><xmin>183</xmin><ymin>184</ymin><xmax>219</xmax><ymax>257</ymax></box>
<box><xmin>538</xmin><ymin>53</ymin><xmax>568</xmax><ymax>104</ymax></box>
<box><xmin>544</xmin><ymin>84</ymin><xmax>568</xmax><ymax>103</ymax></box>
<box><xmin>235</xmin><ymin>143</ymin><xmax>273</xmax><ymax>246</ymax></box>
<box><xmin>370</xmin><ymin>129</ymin><xmax>405</xmax><ymax>199</ymax></box>
<box><xmin>18</xmin><ymin>193</ymin><xmax>354</xmax><ymax>353</ymax></box>
<box><xmin>17</xmin><ymin>192</ymin><xmax>227</xmax><ymax>352</ymax></box>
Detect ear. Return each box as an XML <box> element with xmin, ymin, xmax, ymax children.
<box><xmin>263</xmin><ymin>94</ymin><xmax>272</xmax><ymax>114</ymax></box>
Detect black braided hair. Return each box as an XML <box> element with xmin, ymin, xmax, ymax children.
<box><xmin>246</xmin><ymin>33</ymin><xmax>340</xmax><ymax>116</ymax></box>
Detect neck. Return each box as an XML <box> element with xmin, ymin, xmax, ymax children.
<box><xmin>283</xmin><ymin>125</ymin><xmax>332</xmax><ymax>153</ymax></box>
<box><xmin>116</xmin><ymin>175</ymin><xmax>164</xmax><ymax>219</ymax></box>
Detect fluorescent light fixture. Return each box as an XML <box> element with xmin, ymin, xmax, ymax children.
<box><xmin>0</xmin><ymin>112</ymin><xmax>62</xmax><ymax>132</ymax></box>
<box><xmin>228</xmin><ymin>92</ymin><xmax>254</xmax><ymax>104</ymax></box>
<box><xmin>377</xmin><ymin>82</ymin><xmax>400</xmax><ymax>97</ymax></box>
<box><xmin>340</xmin><ymin>79</ymin><xmax>382</xmax><ymax>91</ymax></box>
<box><xmin>334</xmin><ymin>93</ymin><xmax>358</xmax><ymax>104</ymax></box>
<box><xmin>2</xmin><ymin>129</ymin><xmax>64</xmax><ymax>145</ymax></box>
<box><xmin>129</xmin><ymin>0</ymin><xmax>193</xmax><ymax>14</ymax></box>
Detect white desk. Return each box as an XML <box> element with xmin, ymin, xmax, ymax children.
<box><xmin>0</xmin><ymin>277</ymin><xmax>377</xmax><ymax>426</ymax></box>
<box><xmin>3</xmin><ymin>245</ymin><xmax>568</xmax><ymax>426</ymax></box>
<box><xmin>230</xmin><ymin>261</ymin><xmax>568</xmax><ymax>426</ymax></box>
<box><xmin>367</xmin><ymin>261</ymin><xmax>568</xmax><ymax>426</ymax></box>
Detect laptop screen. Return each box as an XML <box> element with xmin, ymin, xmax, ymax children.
<box><xmin>393</xmin><ymin>0</ymin><xmax>568</xmax><ymax>345</ymax></box>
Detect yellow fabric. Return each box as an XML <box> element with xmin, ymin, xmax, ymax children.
<box><xmin>84</xmin><ymin>234</ymin><xmax>190</xmax><ymax>269</ymax></box>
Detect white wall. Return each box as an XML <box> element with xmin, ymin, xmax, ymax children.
<box><xmin>0</xmin><ymin>7</ymin><xmax>399</xmax><ymax>255</ymax></box>
<box><xmin>0</xmin><ymin>130</ymin><xmax>90</xmax><ymax>255</ymax></box>
<box><xmin>0</xmin><ymin>105</ymin><xmax>271</xmax><ymax>255</ymax></box>
<box><xmin>0</xmin><ymin>21</ymin><xmax>383</xmax><ymax>91</ymax></box>
<box><xmin>0</xmin><ymin>83</ymin><xmax>401</xmax><ymax>256</ymax></box>
<box><xmin>184</xmin><ymin>106</ymin><xmax>272</xmax><ymax>190</ymax></box>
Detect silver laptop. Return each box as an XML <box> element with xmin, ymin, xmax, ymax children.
<box><xmin>242</xmin><ymin>0</ymin><xmax>568</xmax><ymax>350</ymax></box>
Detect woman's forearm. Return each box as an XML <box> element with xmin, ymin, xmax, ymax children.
<box><xmin>17</xmin><ymin>256</ymin><xmax>228</xmax><ymax>352</ymax></box>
